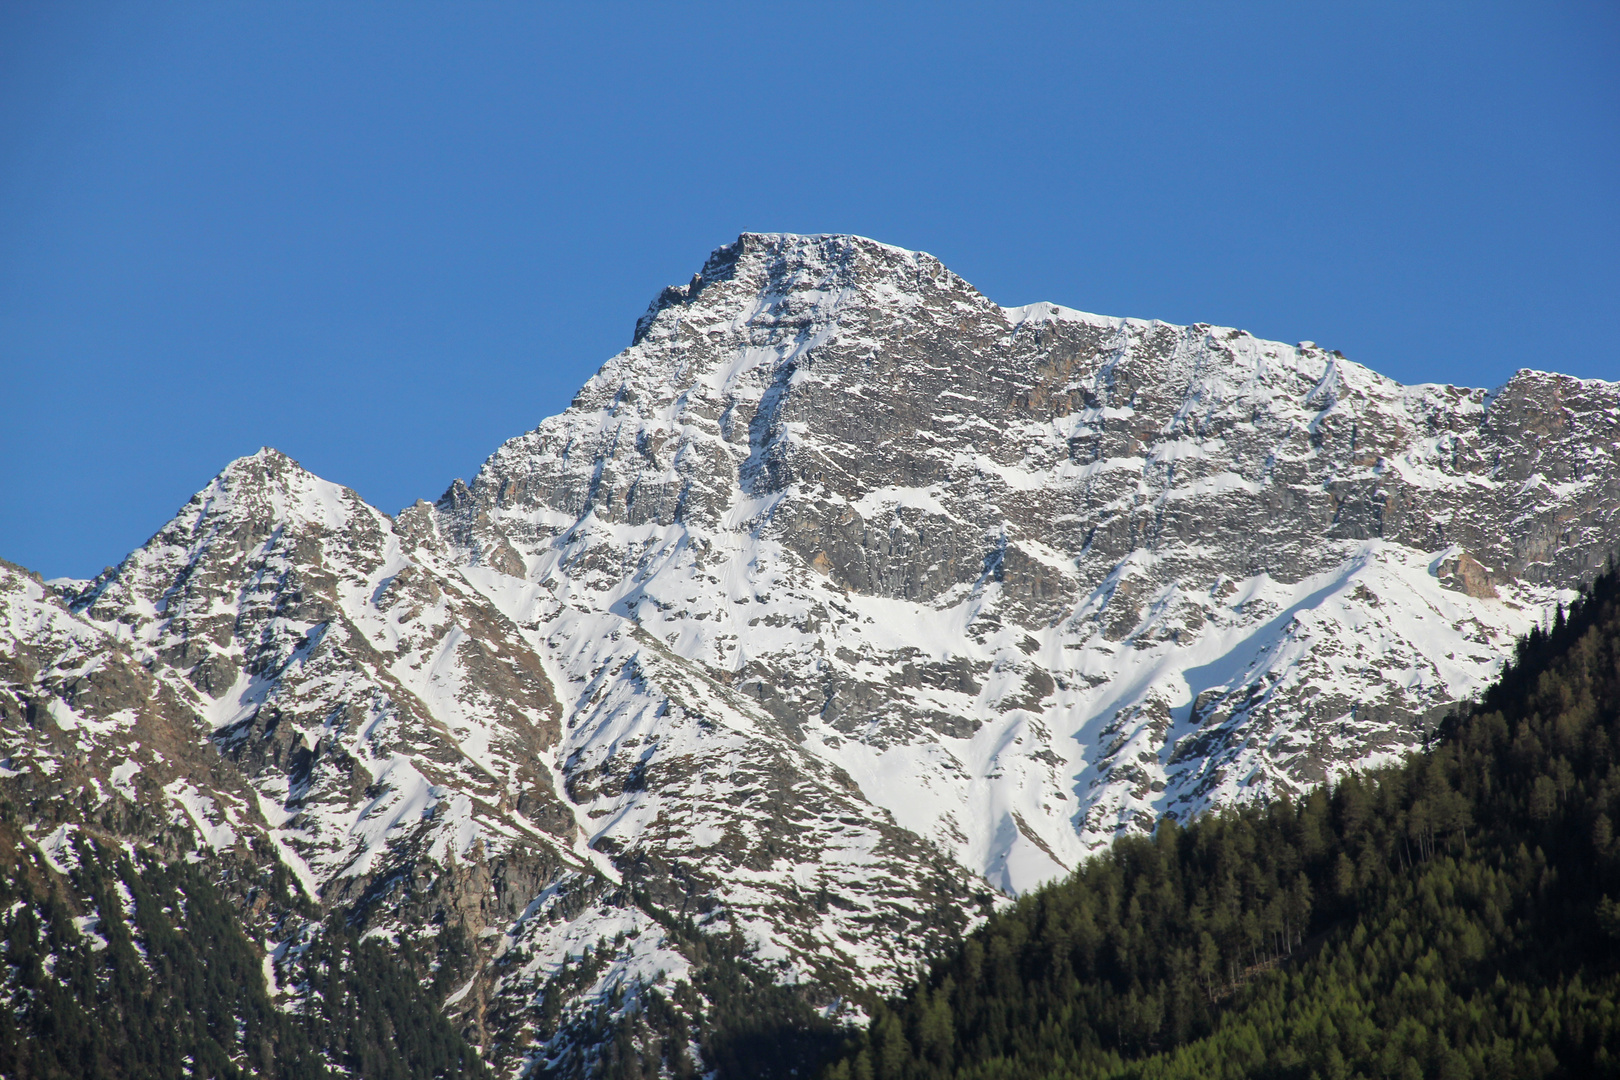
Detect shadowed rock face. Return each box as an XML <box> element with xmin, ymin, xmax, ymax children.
<box><xmin>5</xmin><ymin>233</ymin><xmax>1620</xmax><ymax>1077</ymax></box>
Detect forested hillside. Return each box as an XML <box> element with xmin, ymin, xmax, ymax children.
<box><xmin>0</xmin><ymin>816</ymin><xmax>487</xmax><ymax>1080</ymax></box>
<box><xmin>823</xmin><ymin>568</ymin><xmax>1620</xmax><ymax>1080</ymax></box>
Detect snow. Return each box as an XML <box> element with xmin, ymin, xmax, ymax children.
<box><xmin>109</xmin><ymin>759</ymin><xmax>141</xmax><ymax>801</ymax></box>
<box><xmin>38</xmin><ymin>824</ymin><xmax>80</xmax><ymax>874</ymax></box>
<box><xmin>72</xmin><ymin>914</ymin><xmax>109</xmax><ymax>952</ymax></box>
<box><xmin>165</xmin><ymin>780</ymin><xmax>239</xmax><ymax>850</ymax></box>
<box><xmin>250</xmin><ymin>790</ymin><xmax>321</xmax><ymax>898</ymax></box>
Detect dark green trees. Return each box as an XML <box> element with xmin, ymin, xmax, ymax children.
<box><xmin>0</xmin><ymin>828</ymin><xmax>319</xmax><ymax>1080</ymax></box>
<box><xmin>0</xmin><ymin>820</ymin><xmax>489</xmax><ymax>1080</ymax></box>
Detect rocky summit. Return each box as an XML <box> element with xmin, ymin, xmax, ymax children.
<box><xmin>4</xmin><ymin>233</ymin><xmax>1619</xmax><ymax>1076</ymax></box>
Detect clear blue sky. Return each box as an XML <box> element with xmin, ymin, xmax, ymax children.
<box><xmin>2</xmin><ymin>3</ymin><xmax>1616</xmax><ymax>579</ymax></box>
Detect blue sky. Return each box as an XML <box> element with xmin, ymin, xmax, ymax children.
<box><xmin>2</xmin><ymin>2</ymin><xmax>1616</xmax><ymax>579</ymax></box>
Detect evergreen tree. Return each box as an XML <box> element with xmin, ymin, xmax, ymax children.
<box><xmin>0</xmin><ymin>817</ymin><xmax>489</xmax><ymax>1080</ymax></box>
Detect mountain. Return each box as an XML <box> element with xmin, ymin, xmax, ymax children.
<box><xmin>822</xmin><ymin>565</ymin><xmax>1620</xmax><ymax>1079</ymax></box>
<box><xmin>2</xmin><ymin>233</ymin><xmax>1618</xmax><ymax>1077</ymax></box>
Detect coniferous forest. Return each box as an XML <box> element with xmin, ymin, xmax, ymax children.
<box><xmin>820</xmin><ymin>568</ymin><xmax>1620</xmax><ymax>1080</ymax></box>
<box><xmin>0</xmin><ymin>820</ymin><xmax>487</xmax><ymax>1080</ymax></box>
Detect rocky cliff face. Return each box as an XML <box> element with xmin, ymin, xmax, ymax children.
<box><xmin>4</xmin><ymin>233</ymin><xmax>1617</xmax><ymax>1077</ymax></box>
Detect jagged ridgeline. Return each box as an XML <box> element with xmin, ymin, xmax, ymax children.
<box><xmin>0</xmin><ymin>815</ymin><xmax>487</xmax><ymax>1080</ymax></box>
<box><xmin>822</xmin><ymin>568</ymin><xmax>1620</xmax><ymax>1080</ymax></box>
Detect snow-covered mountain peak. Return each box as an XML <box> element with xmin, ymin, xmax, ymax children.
<box><xmin>69</xmin><ymin>446</ymin><xmax>388</xmax><ymax>651</ymax></box>
<box><xmin>631</xmin><ymin>232</ymin><xmax>965</xmax><ymax>344</ymax></box>
<box><xmin>436</xmin><ymin>233</ymin><xmax>1620</xmax><ymax>901</ymax></box>
<box><xmin>10</xmin><ymin>234</ymin><xmax>1620</xmax><ymax>1078</ymax></box>
<box><xmin>189</xmin><ymin>445</ymin><xmax>369</xmax><ymax>530</ymax></box>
